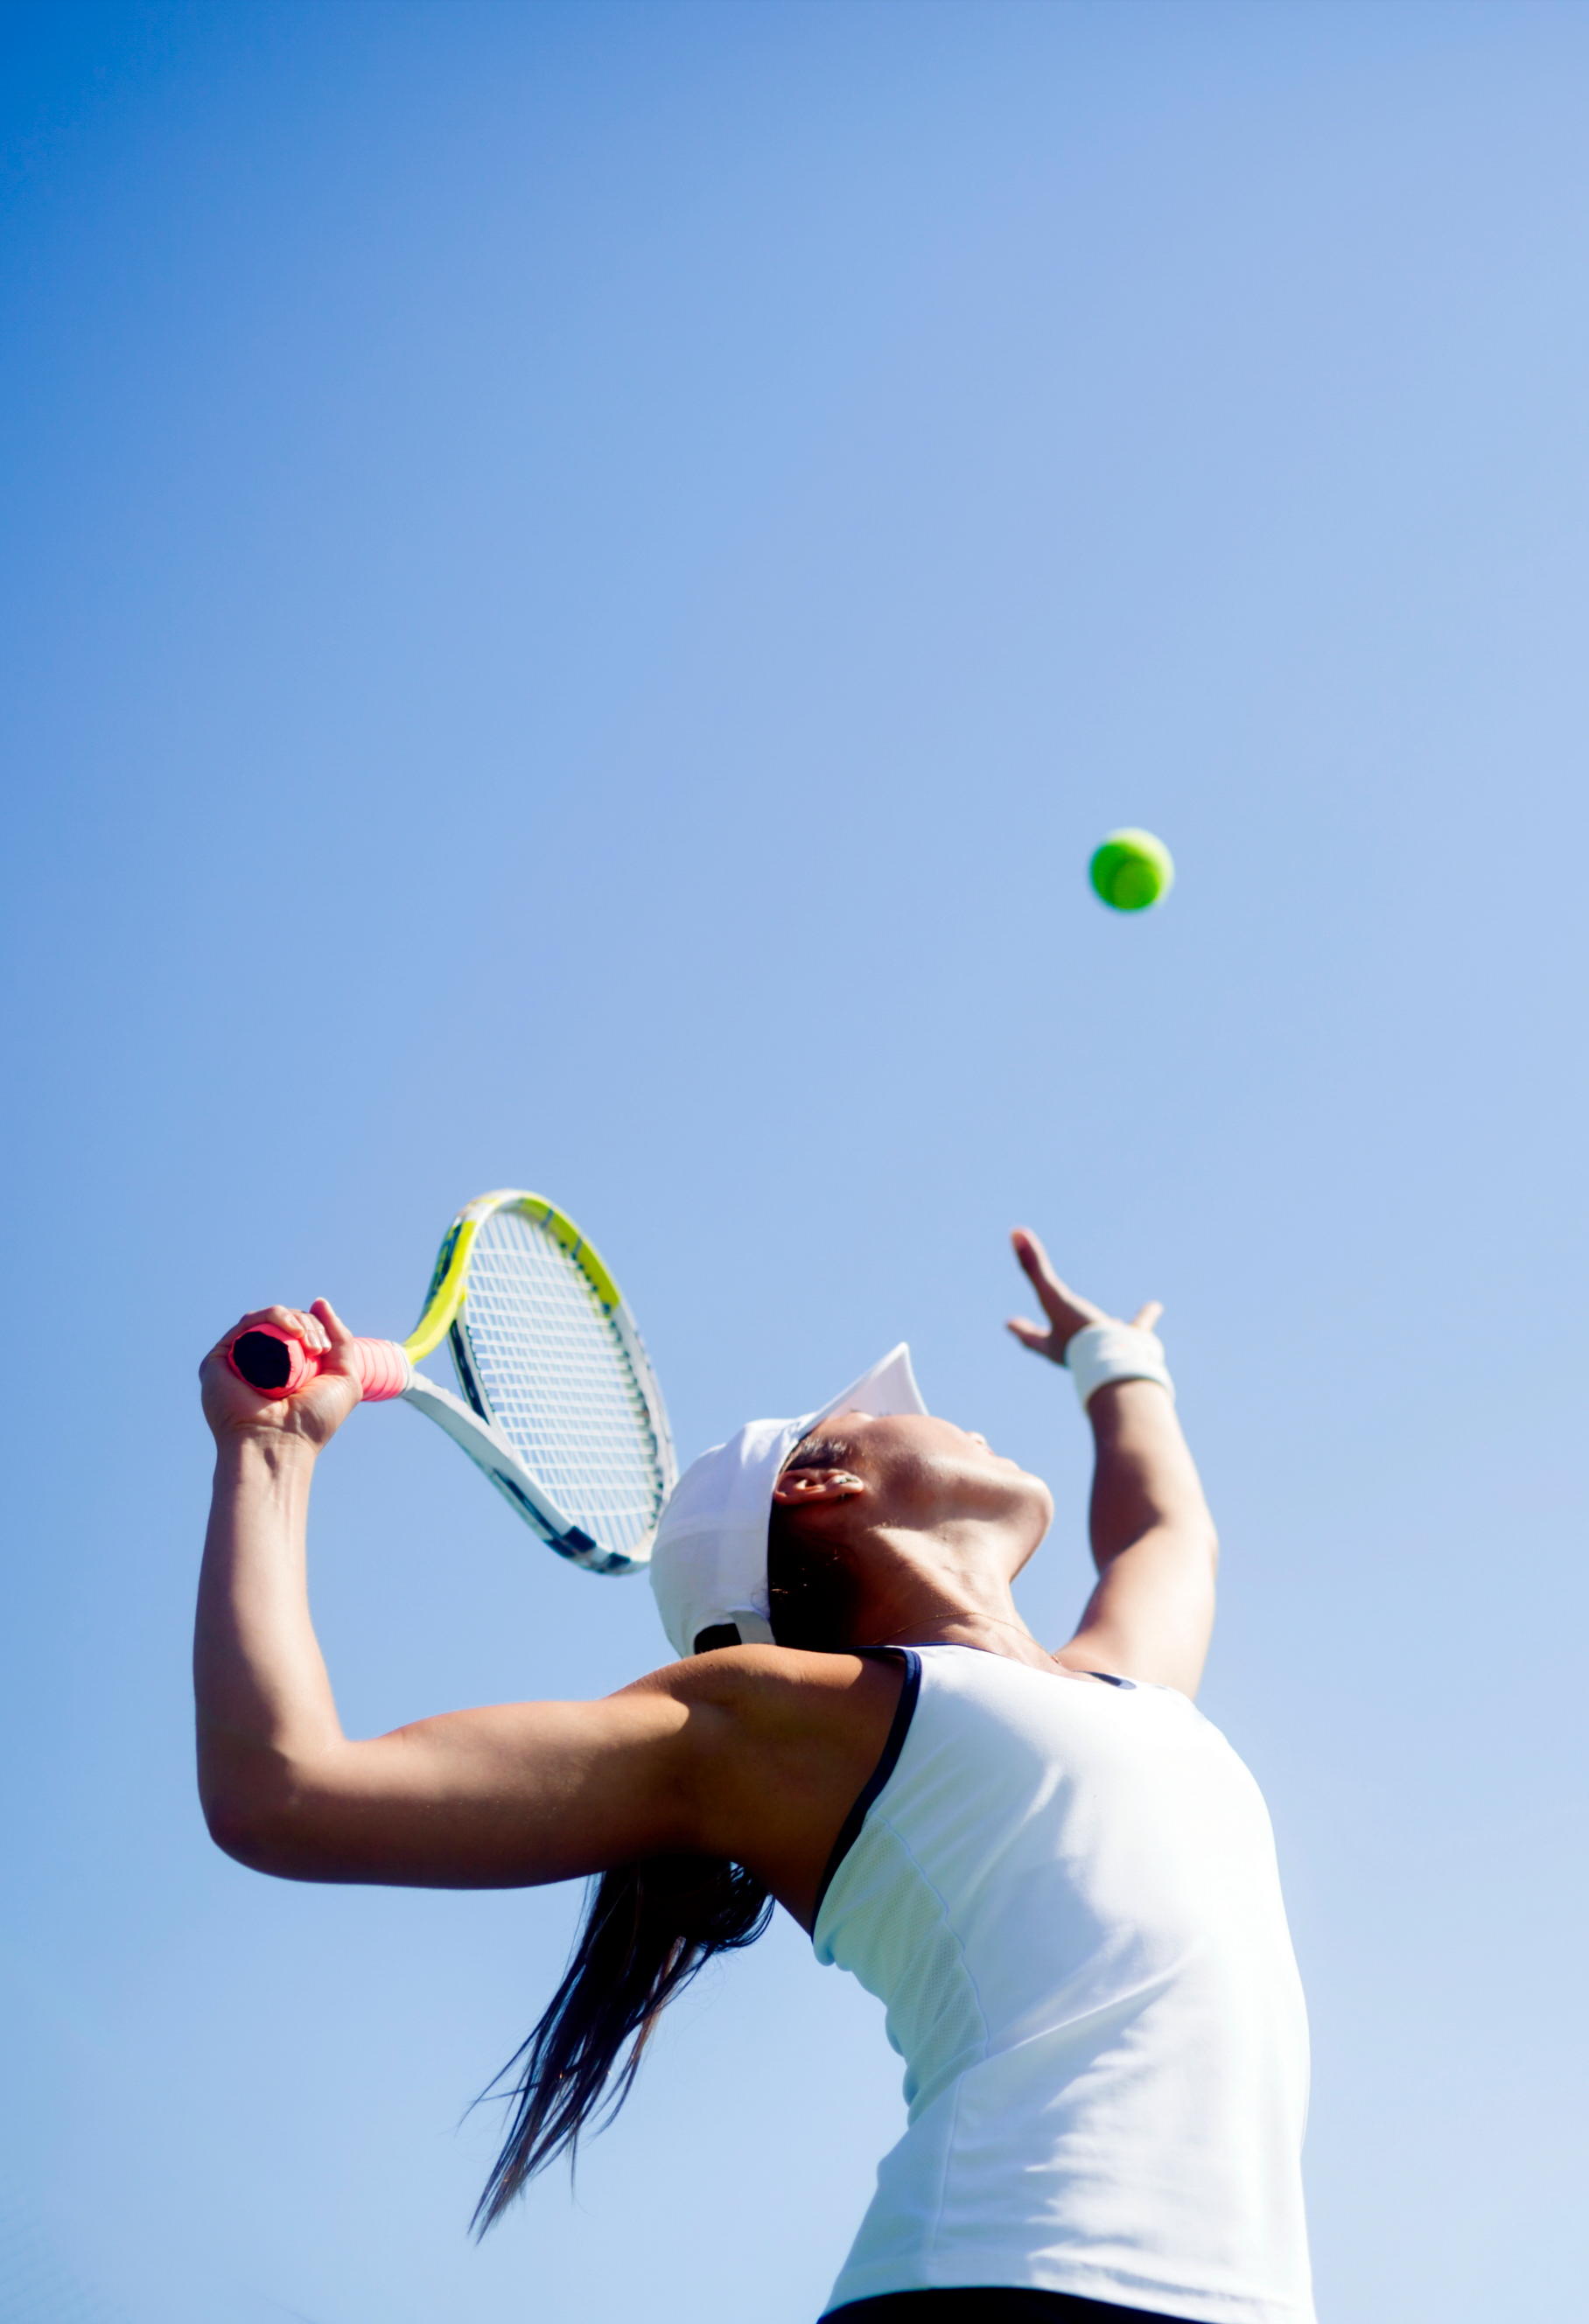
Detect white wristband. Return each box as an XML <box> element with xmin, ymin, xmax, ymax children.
<box><xmin>1063</xmin><ymin>1321</ymin><xmax>1175</xmax><ymax>1411</ymax></box>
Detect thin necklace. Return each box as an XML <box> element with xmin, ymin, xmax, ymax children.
<box><xmin>862</xmin><ymin>1610</ymin><xmax>1040</xmax><ymax>1650</ymax></box>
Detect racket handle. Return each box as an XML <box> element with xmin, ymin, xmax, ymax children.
<box><xmin>227</xmin><ymin>1324</ymin><xmax>411</xmax><ymax>1403</ymax></box>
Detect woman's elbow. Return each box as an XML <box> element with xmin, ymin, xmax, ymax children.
<box><xmin>200</xmin><ymin>1769</ymin><xmax>317</xmax><ymax>1879</ymax></box>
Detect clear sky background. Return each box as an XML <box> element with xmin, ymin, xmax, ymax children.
<box><xmin>3</xmin><ymin>3</ymin><xmax>1586</xmax><ymax>2319</ymax></box>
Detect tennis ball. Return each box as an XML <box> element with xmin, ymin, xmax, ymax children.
<box><xmin>1088</xmin><ymin>828</ymin><xmax>1174</xmax><ymax>913</ymax></box>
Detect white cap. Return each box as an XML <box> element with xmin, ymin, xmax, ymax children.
<box><xmin>648</xmin><ymin>1343</ymin><xmax>928</xmax><ymax>1659</ymax></box>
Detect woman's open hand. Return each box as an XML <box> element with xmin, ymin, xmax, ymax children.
<box><xmin>1005</xmin><ymin>1228</ymin><xmax>1162</xmax><ymax>1366</ymax></box>
<box><xmin>200</xmin><ymin>1298</ymin><xmax>363</xmax><ymax>1452</ymax></box>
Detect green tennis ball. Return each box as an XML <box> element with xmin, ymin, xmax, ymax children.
<box><xmin>1088</xmin><ymin>828</ymin><xmax>1174</xmax><ymax>913</ymax></box>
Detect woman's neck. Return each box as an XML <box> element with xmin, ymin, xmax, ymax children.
<box><xmin>858</xmin><ymin>1604</ymin><xmax>1060</xmax><ymax>1670</ymax></box>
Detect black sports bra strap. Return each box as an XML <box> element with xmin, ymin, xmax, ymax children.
<box><xmin>811</xmin><ymin>1648</ymin><xmax>922</xmax><ymax>1922</ymax></box>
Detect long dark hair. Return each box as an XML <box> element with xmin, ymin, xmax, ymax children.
<box><xmin>472</xmin><ymin>1435</ymin><xmax>851</xmax><ymax>2234</ymax></box>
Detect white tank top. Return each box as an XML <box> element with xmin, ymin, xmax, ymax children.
<box><xmin>812</xmin><ymin>1645</ymin><xmax>1315</xmax><ymax>2323</ymax></box>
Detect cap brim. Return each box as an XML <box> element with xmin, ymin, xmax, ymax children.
<box><xmin>806</xmin><ymin>1341</ymin><xmax>928</xmax><ymax>1434</ymax></box>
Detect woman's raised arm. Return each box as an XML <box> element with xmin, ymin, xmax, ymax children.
<box><xmin>1005</xmin><ymin>1230</ymin><xmax>1219</xmax><ymax>1696</ymax></box>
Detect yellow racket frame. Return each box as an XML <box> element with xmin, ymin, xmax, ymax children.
<box><xmin>404</xmin><ymin>1188</ymin><xmax>621</xmax><ymax>1362</ymax></box>
<box><xmin>394</xmin><ymin>1188</ymin><xmax>675</xmax><ymax>1575</ymax></box>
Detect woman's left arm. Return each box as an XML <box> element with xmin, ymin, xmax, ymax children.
<box><xmin>1007</xmin><ymin>1231</ymin><xmax>1219</xmax><ymax>1696</ymax></box>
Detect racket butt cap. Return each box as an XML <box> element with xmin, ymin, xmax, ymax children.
<box><xmin>226</xmin><ymin>1325</ymin><xmax>410</xmax><ymax>1402</ymax></box>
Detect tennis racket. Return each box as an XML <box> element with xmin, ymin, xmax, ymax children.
<box><xmin>226</xmin><ymin>1189</ymin><xmax>676</xmax><ymax>1576</ymax></box>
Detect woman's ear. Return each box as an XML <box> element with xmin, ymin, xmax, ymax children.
<box><xmin>770</xmin><ymin>1467</ymin><xmax>866</xmax><ymax>1508</ymax></box>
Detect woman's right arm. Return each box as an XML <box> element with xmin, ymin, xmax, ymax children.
<box><xmin>195</xmin><ymin>1304</ymin><xmax>889</xmax><ymax>1896</ymax></box>
<box><xmin>195</xmin><ymin>1300</ymin><xmax>708</xmax><ymax>1886</ymax></box>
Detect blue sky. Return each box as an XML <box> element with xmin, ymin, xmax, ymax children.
<box><xmin>3</xmin><ymin>3</ymin><xmax>1586</xmax><ymax>2318</ymax></box>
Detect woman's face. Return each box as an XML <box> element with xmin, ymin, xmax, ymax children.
<box><xmin>820</xmin><ymin>1407</ymin><xmax>1054</xmax><ymax>1572</ymax></box>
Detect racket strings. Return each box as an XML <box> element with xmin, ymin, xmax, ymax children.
<box><xmin>461</xmin><ymin>1209</ymin><xmax>663</xmax><ymax>1559</ymax></box>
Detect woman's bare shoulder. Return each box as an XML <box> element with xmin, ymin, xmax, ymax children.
<box><xmin>626</xmin><ymin>1642</ymin><xmax>900</xmax><ymax>1730</ymax></box>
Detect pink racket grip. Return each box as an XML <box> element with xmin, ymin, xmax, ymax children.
<box><xmin>226</xmin><ymin>1324</ymin><xmax>411</xmax><ymax>1404</ymax></box>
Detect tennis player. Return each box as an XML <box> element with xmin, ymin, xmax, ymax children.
<box><xmin>196</xmin><ymin>1228</ymin><xmax>1314</xmax><ymax>2324</ymax></box>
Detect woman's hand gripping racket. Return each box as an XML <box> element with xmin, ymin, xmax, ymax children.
<box><xmin>220</xmin><ymin>1190</ymin><xmax>676</xmax><ymax>1576</ymax></box>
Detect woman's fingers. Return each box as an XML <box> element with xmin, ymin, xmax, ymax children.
<box><xmin>312</xmin><ymin>1298</ymin><xmax>360</xmax><ymax>1376</ymax></box>
<box><xmin>1011</xmin><ymin>1228</ymin><xmax>1069</xmax><ymax>1319</ymax></box>
<box><xmin>312</xmin><ymin>1297</ymin><xmax>353</xmax><ymax>1347</ymax></box>
<box><xmin>1014</xmin><ymin>1230</ymin><xmax>1075</xmax><ymax>1310</ymax></box>
<box><xmin>1012</xmin><ymin>1226</ymin><xmax>1054</xmax><ymax>1284</ymax></box>
<box><xmin>206</xmin><ymin>1306</ymin><xmax>305</xmax><ymax>1370</ymax></box>
<box><xmin>1005</xmin><ymin>1316</ymin><xmax>1055</xmax><ymax>1353</ymax></box>
<box><xmin>1009</xmin><ymin>1232</ymin><xmax>1163</xmax><ymax>1354</ymax></box>
<box><xmin>1011</xmin><ymin>1228</ymin><xmax>1100</xmax><ymax>1334</ymax></box>
<box><xmin>232</xmin><ymin>1304</ymin><xmax>324</xmax><ymax>1347</ymax></box>
<box><xmin>205</xmin><ymin>1303</ymin><xmax>337</xmax><ymax>1380</ymax></box>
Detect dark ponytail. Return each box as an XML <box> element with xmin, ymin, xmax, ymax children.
<box><xmin>472</xmin><ymin>1854</ymin><xmax>772</xmax><ymax>2232</ymax></box>
<box><xmin>472</xmin><ymin>1433</ymin><xmax>853</xmax><ymax>2234</ymax></box>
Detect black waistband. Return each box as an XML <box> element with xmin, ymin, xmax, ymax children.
<box><xmin>824</xmin><ymin>2291</ymin><xmax>1196</xmax><ymax>2320</ymax></box>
